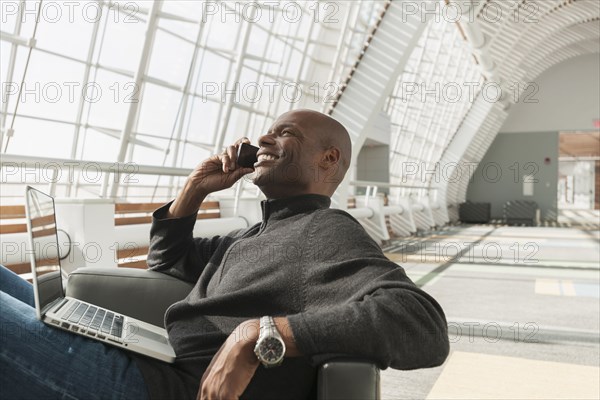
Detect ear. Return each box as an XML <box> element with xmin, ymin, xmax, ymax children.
<box><xmin>319</xmin><ymin>147</ymin><xmax>340</xmax><ymax>168</ymax></box>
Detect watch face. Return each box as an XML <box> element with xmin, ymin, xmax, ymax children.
<box><xmin>257</xmin><ymin>337</ymin><xmax>284</xmax><ymax>364</ymax></box>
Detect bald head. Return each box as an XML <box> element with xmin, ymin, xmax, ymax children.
<box><xmin>279</xmin><ymin>109</ymin><xmax>351</xmax><ymax>182</ymax></box>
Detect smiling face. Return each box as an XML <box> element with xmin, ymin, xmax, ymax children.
<box><xmin>252</xmin><ymin>109</ymin><xmax>351</xmax><ymax>199</ymax></box>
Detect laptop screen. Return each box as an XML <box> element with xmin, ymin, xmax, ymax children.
<box><xmin>25</xmin><ymin>187</ymin><xmax>64</xmax><ymax>315</ymax></box>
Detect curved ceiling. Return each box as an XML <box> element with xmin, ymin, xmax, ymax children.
<box><xmin>479</xmin><ymin>0</ymin><xmax>599</xmax><ymax>87</ymax></box>
<box><xmin>439</xmin><ymin>0</ymin><xmax>599</xmax><ymax>208</ymax></box>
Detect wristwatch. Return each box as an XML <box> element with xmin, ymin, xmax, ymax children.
<box><xmin>254</xmin><ymin>316</ymin><xmax>286</xmax><ymax>368</ymax></box>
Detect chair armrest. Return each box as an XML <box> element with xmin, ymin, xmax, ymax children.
<box><xmin>65</xmin><ymin>267</ymin><xmax>194</xmax><ymax>327</ymax></box>
<box><xmin>317</xmin><ymin>359</ymin><xmax>380</xmax><ymax>400</ymax></box>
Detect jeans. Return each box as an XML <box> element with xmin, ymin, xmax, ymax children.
<box><xmin>0</xmin><ymin>265</ymin><xmax>149</xmax><ymax>400</ymax></box>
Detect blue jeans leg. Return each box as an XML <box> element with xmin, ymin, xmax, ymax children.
<box><xmin>0</xmin><ymin>272</ymin><xmax>149</xmax><ymax>399</ymax></box>
<box><xmin>0</xmin><ymin>264</ymin><xmax>35</xmax><ymax>306</ymax></box>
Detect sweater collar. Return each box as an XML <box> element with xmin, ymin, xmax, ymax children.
<box><xmin>260</xmin><ymin>193</ymin><xmax>331</xmax><ymax>222</ymax></box>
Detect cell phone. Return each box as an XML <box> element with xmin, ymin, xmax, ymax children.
<box><xmin>236</xmin><ymin>143</ymin><xmax>259</xmax><ymax>168</ymax></box>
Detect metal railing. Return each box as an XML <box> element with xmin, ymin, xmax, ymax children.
<box><xmin>349</xmin><ymin>180</ymin><xmax>439</xmax><ymax>207</ymax></box>
<box><xmin>1</xmin><ymin>153</ymin><xmax>192</xmax><ymax>199</ymax></box>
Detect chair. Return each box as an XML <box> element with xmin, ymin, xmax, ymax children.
<box><xmin>66</xmin><ymin>267</ymin><xmax>380</xmax><ymax>400</ymax></box>
<box><xmin>458</xmin><ymin>202</ymin><xmax>491</xmax><ymax>224</ymax></box>
<box><xmin>503</xmin><ymin>200</ymin><xmax>540</xmax><ymax>226</ymax></box>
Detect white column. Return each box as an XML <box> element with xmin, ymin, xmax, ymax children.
<box><xmin>54</xmin><ymin>198</ymin><xmax>117</xmax><ymax>273</ymax></box>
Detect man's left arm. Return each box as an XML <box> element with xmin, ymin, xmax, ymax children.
<box><xmin>286</xmin><ymin>270</ymin><xmax>450</xmax><ymax>370</ymax></box>
<box><xmin>283</xmin><ymin>210</ymin><xmax>449</xmax><ymax>370</ymax></box>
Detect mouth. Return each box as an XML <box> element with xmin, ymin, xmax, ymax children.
<box><xmin>255</xmin><ymin>152</ymin><xmax>280</xmax><ymax>166</ymax></box>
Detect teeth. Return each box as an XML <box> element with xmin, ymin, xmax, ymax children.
<box><xmin>258</xmin><ymin>154</ymin><xmax>277</xmax><ymax>162</ymax></box>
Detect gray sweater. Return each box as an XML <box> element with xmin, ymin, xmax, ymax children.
<box><xmin>133</xmin><ymin>194</ymin><xmax>449</xmax><ymax>399</ymax></box>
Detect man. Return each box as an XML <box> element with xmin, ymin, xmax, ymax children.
<box><xmin>133</xmin><ymin>109</ymin><xmax>449</xmax><ymax>399</ymax></box>
<box><xmin>0</xmin><ymin>109</ymin><xmax>448</xmax><ymax>400</ymax></box>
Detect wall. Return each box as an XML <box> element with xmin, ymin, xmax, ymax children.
<box><xmin>501</xmin><ymin>54</ymin><xmax>600</xmax><ymax>133</ymax></box>
<box><xmin>466</xmin><ymin>54</ymin><xmax>599</xmax><ymax>220</ymax></box>
<box><xmin>356</xmin><ymin>145</ymin><xmax>390</xmax><ymax>194</ymax></box>
<box><xmin>353</xmin><ymin>111</ymin><xmax>391</xmax><ymax>194</ymax></box>
<box><xmin>466</xmin><ymin>132</ymin><xmax>559</xmax><ymax>220</ymax></box>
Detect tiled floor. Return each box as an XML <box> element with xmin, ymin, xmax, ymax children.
<box><xmin>381</xmin><ymin>224</ymin><xmax>600</xmax><ymax>400</ymax></box>
<box><xmin>426</xmin><ymin>351</ymin><xmax>599</xmax><ymax>400</ymax></box>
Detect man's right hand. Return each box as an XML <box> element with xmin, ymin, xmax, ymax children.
<box><xmin>168</xmin><ymin>137</ymin><xmax>255</xmax><ymax>218</ymax></box>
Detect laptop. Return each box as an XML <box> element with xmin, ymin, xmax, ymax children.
<box><xmin>25</xmin><ymin>186</ymin><xmax>176</xmax><ymax>363</ymax></box>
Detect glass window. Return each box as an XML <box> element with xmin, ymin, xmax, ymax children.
<box><xmin>387</xmin><ymin>20</ymin><xmax>483</xmax><ymax>189</ymax></box>
<box><xmin>9</xmin><ymin>118</ymin><xmax>74</xmax><ymax>158</ymax></box>
<box><xmin>10</xmin><ymin>50</ymin><xmax>84</xmax><ymax>124</ymax></box>
<box><xmin>80</xmin><ymin>127</ymin><xmax>120</xmax><ymax>162</ymax></box>
<box><xmin>84</xmin><ymin>68</ymin><xmax>135</xmax><ymax>131</ymax></box>
<box><xmin>147</xmin><ymin>28</ymin><xmax>196</xmax><ymax>88</ymax></box>
<box><xmin>97</xmin><ymin>11</ymin><xmax>146</xmax><ymax>72</ymax></box>
<box><xmin>136</xmin><ymin>82</ymin><xmax>182</xmax><ymax>139</ymax></box>
<box><xmin>1</xmin><ymin>0</ymin><xmax>393</xmax><ymax>201</ymax></box>
<box><xmin>34</xmin><ymin>2</ymin><xmax>94</xmax><ymax>61</ymax></box>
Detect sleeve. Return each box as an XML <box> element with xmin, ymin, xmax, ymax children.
<box><xmin>286</xmin><ymin>209</ymin><xmax>449</xmax><ymax>370</ymax></box>
<box><xmin>145</xmin><ymin>201</ymin><xmax>235</xmax><ymax>284</ymax></box>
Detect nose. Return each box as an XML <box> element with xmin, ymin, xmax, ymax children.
<box><xmin>258</xmin><ymin>132</ymin><xmax>276</xmax><ymax>147</ymax></box>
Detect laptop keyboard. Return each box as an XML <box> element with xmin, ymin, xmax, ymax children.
<box><xmin>60</xmin><ymin>300</ymin><xmax>124</xmax><ymax>340</ymax></box>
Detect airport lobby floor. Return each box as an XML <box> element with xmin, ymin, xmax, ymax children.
<box><xmin>381</xmin><ymin>223</ymin><xmax>600</xmax><ymax>399</ymax></box>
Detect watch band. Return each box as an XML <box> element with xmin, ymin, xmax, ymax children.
<box><xmin>260</xmin><ymin>316</ymin><xmax>279</xmax><ymax>337</ymax></box>
<box><xmin>255</xmin><ymin>316</ymin><xmax>286</xmax><ymax>367</ymax></box>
